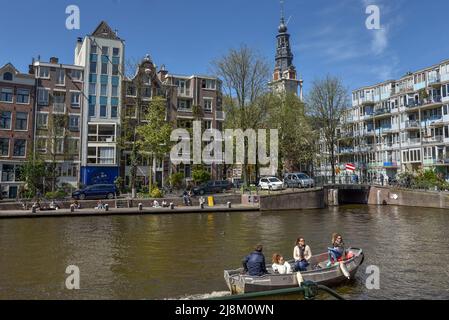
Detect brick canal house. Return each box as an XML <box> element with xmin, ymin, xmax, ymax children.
<box><xmin>0</xmin><ymin>63</ymin><xmax>35</xmax><ymax>199</ymax></box>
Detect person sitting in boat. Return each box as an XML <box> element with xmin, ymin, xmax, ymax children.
<box><xmin>242</xmin><ymin>244</ymin><xmax>268</xmax><ymax>277</ymax></box>
<box><xmin>271</xmin><ymin>253</ymin><xmax>292</xmax><ymax>275</ymax></box>
<box><xmin>327</xmin><ymin>233</ymin><xmax>346</xmax><ymax>266</ymax></box>
<box><xmin>293</xmin><ymin>237</ymin><xmax>312</xmax><ymax>272</ymax></box>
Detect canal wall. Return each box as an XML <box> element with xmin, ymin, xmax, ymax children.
<box><xmin>368</xmin><ymin>186</ymin><xmax>449</xmax><ymax>209</ymax></box>
<box><xmin>259</xmin><ymin>189</ymin><xmax>325</xmax><ymax>211</ymax></box>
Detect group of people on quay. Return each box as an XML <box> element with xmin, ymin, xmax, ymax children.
<box><xmin>242</xmin><ymin>234</ymin><xmax>350</xmax><ymax>276</ymax></box>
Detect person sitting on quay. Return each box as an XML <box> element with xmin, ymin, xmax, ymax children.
<box><xmin>96</xmin><ymin>200</ymin><xmax>106</xmax><ymax>210</ymax></box>
<box><xmin>153</xmin><ymin>200</ymin><xmax>161</xmax><ymax>208</ymax></box>
<box><xmin>271</xmin><ymin>253</ymin><xmax>292</xmax><ymax>275</ymax></box>
<box><xmin>293</xmin><ymin>237</ymin><xmax>312</xmax><ymax>272</ymax></box>
<box><xmin>161</xmin><ymin>200</ymin><xmax>169</xmax><ymax>208</ymax></box>
<box><xmin>242</xmin><ymin>244</ymin><xmax>268</xmax><ymax>277</ymax></box>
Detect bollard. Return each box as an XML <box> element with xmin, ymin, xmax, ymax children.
<box><xmin>31</xmin><ymin>205</ymin><xmax>37</xmax><ymax>214</ymax></box>
<box><xmin>200</xmin><ymin>203</ymin><xmax>204</xmax><ymax>210</ymax></box>
<box><xmin>138</xmin><ymin>203</ymin><xmax>143</xmax><ymax>211</ymax></box>
<box><xmin>70</xmin><ymin>204</ymin><xmax>75</xmax><ymax>213</ymax></box>
<box><xmin>227</xmin><ymin>202</ymin><xmax>232</xmax><ymax>209</ymax></box>
<box><xmin>105</xmin><ymin>204</ymin><xmax>109</xmax><ymax>212</ymax></box>
<box><xmin>170</xmin><ymin>203</ymin><xmax>175</xmax><ymax>210</ymax></box>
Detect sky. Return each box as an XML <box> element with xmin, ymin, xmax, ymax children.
<box><xmin>1</xmin><ymin>0</ymin><xmax>449</xmax><ymax>94</ymax></box>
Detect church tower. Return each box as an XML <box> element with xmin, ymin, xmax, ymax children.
<box><xmin>269</xmin><ymin>0</ymin><xmax>303</xmax><ymax>100</ymax></box>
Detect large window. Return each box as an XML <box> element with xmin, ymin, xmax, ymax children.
<box><xmin>89</xmin><ymin>104</ymin><xmax>96</xmax><ymax>117</ymax></box>
<box><xmin>56</xmin><ymin>69</ymin><xmax>65</xmax><ymax>85</ymax></box>
<box><xmin>101</xmin><ymin>62</ymin><xmax>108</xmax><ymax>75</ymax></box>
<box><xmin>13</xmin><ymin>139</ymin><xmax>26</xmax><ymax>157</ymax></box>
<box><xmin>15</xmin><ymin>112</ymin><xmax>28</xmax><ymax>130</ymax></box>
<box><xmin>102</xmin><ymin>46</ymin><xmax>109</xmax><ymax>55</ymax></box>
<box><xmin>36</xmin><ymin>138</ymin><xmax>47</xmax><ymax>153</ymax></box>
<box><xmin>71</xmin><ymin>92</ymin><xmax>81</xmax><ymax>107</ymax></box>
<box><xmin>1</xmin><ymin>164</ymin><xmax>15</xmax><ymax>182</ymax></box>
<box><xmin>100</xmin><ymin>105</ymin><xmax>107</xmax><ymax>118</ymax></box>
<box><xmin>204</xmin><ymin>99</ymin><xmax>213</xmax><ymax>112</ymax></box>
<box><xmin>37</xmin><ymin>88</ymin><xmax>49</xmax><ymax>105</ymax></box>
<box><xmin>113</xmin><ymin>48</ymin><xmax>120</xmax><ymax>56</ymax></box>
<box><xmin>70</xmin><ymin>69</ymin><xmax>82</xmax><ymax>81</ymax></box>
<box><xmin>112</xmin><ymin>64</ymin><xmax>119</xmax><ymax>76</ymax></box>
<box><xmin>111</xmin><ymin>106</ymin><xmax>118</xmax><ymax>118</ymax></box>
<box><xmin>202</xmin><ymin>79</ymin><xmax>216</xmax><ymax>90</ymax></box>
<box><xmin>89</xmin><ymin>83</ymin><xmax>97</xmax><ymax>95</ymax></box>
<box><xmin>87</xmin><ymin>146</ymin><xmax>115</xmax><ymax>164</ymax></box>
<box><xmin>55</xmin><ymin>139</ymin><xmax>64</xmax><ymax>154</ymax></box>
<box><xmin>37</xmin><ymin>113</ymin><xmax>48</xmax><ymax>128</ymax></box>
<box><xmin>39</xmin><ymin>67</ymin><xmax>50</xmax><ymax>78</ymax></box>
<box><xmin>90</xmin><ymin>61</ymin><xmax>97</xmax><ymax>74</ymax></box>
<box><xmin>3</xmin><ymin>72</ymin><xmax>13</xmax><ymax>81</ymax></box>
<box><xmin>0</xmin><ymin>138</ymin><xmax>9</xmax><ymax>156</ymax></box>
<box><xmin>69</xmin><ymin>115</ymin><xmax>80</xmax><ymax>131</ymax></box>
<box><xmin>68</xmin><ymin>139</ymin><xmax>79</xmax><ymax>155</ymax></box>
<box><xmin>88</xmin><ymin>124</ymin><xmax>115</xmax><ymax>142</ymax></box>
<box><xmin>0</xmin><ymin>111</ymin><xmax>12</xmax><ymax>129</ymax></box>
<box><xmin>112</xmin><ymin>85</ymin><xmax>118</xmax><ymax>97</ymax></box>
<box><xmin>0</xmin><ymin>88</ymin><xmax>13</xmax><ymax>102</ymax></box>
<box><xmin>17</xmin><ymin>89</ymin><xmax>30</xmax><ymax>104</ymax></box>
<box><xmin>100</xmin><ymin>84</ymin><xmax>108</xmax><ymax>96</ymax></box>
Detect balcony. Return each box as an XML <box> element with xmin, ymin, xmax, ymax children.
<box><xmin>405</xmin><ymin>121</ymin><xmax>420</xmax><ymax>130</ymax></box>
<box><xmin>177</xmin><ymin>88</ymin><xmax>193</xmax><ymax>98</ymax></box>
<box><xmin>375</xmin><ymin>108</ymin><xmax>390</xmax><ymax>116</ymax></box>
<box><xmin>177</xmin><ymin>107</ymin><xmax>193</xmax><ymax>113</ymax></box>
<box><xmin>428</xmin><ymin>75</ymin><xmax>441</xmax><ymax>86</ymax></box>
<box><xmin>408</xmin><ymin>138</ymin><xmax>421</xmax><ymax>145</ymax></box>
<box><xmin>53</xmin><ymin>103</ymin><xmax>66</xmax><ymax>113</ymax></box>
<box><xmin>423</xmin><ymin>135</ymin><xmax>444</xmax><ymax>144</ymax></box>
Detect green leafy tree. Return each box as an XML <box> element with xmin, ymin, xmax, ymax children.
<box><xmin>18</xmin><ymin>158</ymin><xmax>46</xmax><ymax>198</ymax></box>
<box><xmin>137</xmin><ymin>97</ymin><xmax>174</xmax><ymax>191</ymax></box>
<box><xmin>192</xmin><ymin>168</ymin><xmax>211</xmax><ymax>185</ymax></box>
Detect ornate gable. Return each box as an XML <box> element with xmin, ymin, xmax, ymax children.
<box><xmin>91</xmin><ymin>21</ymin><xmax>120</xmax><ymax>40</ymax></box>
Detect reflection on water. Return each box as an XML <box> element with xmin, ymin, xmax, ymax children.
<box><xmin>1</xmin><ymin>205</ymin><xmax>449</xmax><ymax>300</ymax></box>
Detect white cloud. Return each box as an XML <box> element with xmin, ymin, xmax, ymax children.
<box><xmin>371</xmin><ymin>26</ymin><xmax>388</xmax><ymax>55</ymax></box>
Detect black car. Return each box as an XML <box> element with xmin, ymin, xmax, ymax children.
<box><xmin>192</xmin><ymin>181</ymin><xmax>234</xmax><ymax>196</ymax></box>
<box><xmin>72</xmin><ymin>184</ymin><xmax>118</xmax><ymax>200</ymax></box>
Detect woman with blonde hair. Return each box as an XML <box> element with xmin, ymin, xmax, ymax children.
<box><xmin>271</xmin><ymin>253</ymin><xmax>292</xmax><ymax>275</ymax></box>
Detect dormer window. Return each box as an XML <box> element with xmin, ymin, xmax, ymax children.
<box><xmin>3</xmin><ymin>72</ymin><xmax>13</xmax><ymax>81</ymax></box>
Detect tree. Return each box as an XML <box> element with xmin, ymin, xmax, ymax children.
<box><xmin>212</xmin><ymin>45</ymin><xmax>270</xmax><ymax>186</ymax></box>
<box><xmin>18</xmin><ymin>158</ymin><xmax>46</xmax><ymax>198</ymax></box>
<box><xmin>267</xmin><ymin>92</ymin><xmax>316</xmax><ymax>175</ymax></box>
<box><xmin>192</xmin><ymin>167</ymin><xmax>211</xmax><ymax>185</ymax></box>
<box><xmin>307</xmin><ymin>75</ymin><xmax>349</xmax><ymax>183</ymax></box>
<box><xmin>137</xmin><ymin>97</ymin><xmax>174</xmax><ymax>192</ymax></box>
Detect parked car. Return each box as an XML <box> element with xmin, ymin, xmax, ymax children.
<box><xmin>192</xmin><ymin>180</ymin><xmax>234</xmax><ymax>196</ymax></box>
<box><xmin>72</xmin><ymin>184</ymin><xmax>118</xmax><ymax>200</ymax></box>
<box><xmin>259</xmin><ymin>177</ymin><xmax>284</xmax><ymax>190</ymax></box>
<box><xmin>283</xmin><ymin>173</ymin><xmax>315</xmax><ymax>188</ymax></box>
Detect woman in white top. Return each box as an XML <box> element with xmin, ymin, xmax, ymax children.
<box><xmin>293</xmin><ymin>237</ymin><xmax>312</xmax><ymax>272</ymax></box>
<box><xmin>271</xmin><ymin>253</ymin><xmax>292</xmax><ymax>275</ymax></box>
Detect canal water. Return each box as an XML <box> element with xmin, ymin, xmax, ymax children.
<box><xmin>1</xmin><ymin>205</ymin><xmax>449</xmax><ymax>300</ymax></box>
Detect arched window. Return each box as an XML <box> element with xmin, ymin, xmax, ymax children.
<box><xmin>3</xmin><ymin>72</ymin><xmax>13</xmax><ymax>81</ymax></box>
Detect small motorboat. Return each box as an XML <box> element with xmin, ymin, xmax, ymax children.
<box><xmin>224</xmin><ymin>248</ymin><xmax>364</xmax><ymax>295</ymax></box>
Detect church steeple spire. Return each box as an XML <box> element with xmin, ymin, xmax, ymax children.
<box><xmin>269</xmin><ymin>0</ymin><xmax>302</xmax><ymax>98</ymax></box>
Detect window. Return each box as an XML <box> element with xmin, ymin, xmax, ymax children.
<box><xmin>89</xmin><ymin>104</ymin><xmax>96</xmax><ymax>117</ymax></box>
<box><xmin>71</xmin><ymin>92</ymin><xmax>81</xmax><ymax>107</ymax></box>
<box><xmin>37</xmin><ymin>138</ymin><xmax>47</xmax><ymax>153</ymax></box>
<box><xmin>112</xmin><ymin>85</ymin><xmax>118</xmax><ymax>97</ymax></box>
<box><xmin>112</xmin><ymin>64</ymin><xmax>119</xmax><ymax>76</ymax></box>
<box><xmin>55</xmin><ymin>139</ymin><xmax>64</xmax><ymax>154</ymax></box>
<box><xmin>37</xmin><ymin>113</ymin><xmax>48</xmax><ymax>128</ymax></box>
<box><xmin>0</xmin><ymin>138</ymin><xmax>9</xmax><ymax>156</ymax></box>
<box><xmin>16</xmin><ymin>89</ymin><xmax>30</xmax><ymax>104</ymax></box>
<box><xmin>13</xmin><ymin>139</ymin><xmax>26</xmax><ymax>157</ymax></box>
<box><xmin>127</xmin><ymin>85</ymin><xmax>136</xmax><ymax>96</ymax></box>
<box><xmin>204</xmin><ymin>99</ymin><xmax>213</xmax><ymax>112</ymax></box>
<box><xmin>102</xmin><ymin>46</ymin><xmax>109</xmax><ymax>55</ymax></box>
<box><xmin>68</xmin><ymin>139</ymin><xmax>79</xmax><ymax>155</ymax></box>
<box><xmin>101</xmin><ymin>84</ymin><xmax>108</xmax><ymax>96</ymax></box>
<box><xmin>101</xmin><ymin>62</ymin><xmax>108</xmax><ymax>75</ymax></box>
<box><xmin>89</xmin><ymin>83</ymin><xmax>96</xmax><ymax>95</ymax></box>
<box><xmin>38</xmin><ymin>88</ymin><xmax>49</xmax><ymax>105</ymax></box>
<box><xmin>39</xmin><ymin>67</ymin><xmax>50</xmax><ymax>78</ymax></box>
<box><xmin>100</xmin><ymin>105</ymin><xmax>107</xmax><ymax>117</ymax></box>
<box><xmin>90</xmin><ymin>44</ymin><xmax>97</xmax><ymax>53</ymax></box>
<box><xmin>15</xmin><ymin>112</ymin><xmax>28</xmax><ymax>130</ymax></box>
<box><xmin>3</xmin><ymin>72</ymin><xmax>13</xmax><ymax>81</ymax></box>
<box><xmin>113</xmin><ymin>48</ymin><xmax>120</xmax><ymax>56</ymax></box>
<box><xmin>70</xmin><ymin>70</ymin><xmax>82</xmax><ymax>81</ymax></box>
<box><xmin>69</xmin><ymin>115</ymin><xmax>80</xmax><ymax>131</ymax></box>
<box><xmin>90</xmin><ymin>61</ymin><xmax>97</xmax><ymax>74</ymax></box>
<box><xmin>202</xmin><ymin>79</ymin><xmax>216</xmax><ymax>90</ymax></box>
<box><xmin>204</xmin><ymin>121</ymin><xmax>212</xmax><ymax>130</ymax></box>
<box><xmin>111</xmin><ymin>106</ymin><xmax>118</xmax><ymax>118</ymax></box>
<box><xmin>143</xmin><ymin>87</ymin><xmax>151</xmax><ymax>98</ymax></box>
<box><xmin>0</xmin><ymin>88</ymin><xmax>13</xmax><ymax>102</ymax></box>
<box><xmin>56</xmin><ymin>69</ymin><xmax>65</xmax><ymax>85</ymax></box>
<box><xmin>1</xmin><ymin>164</ymin><xmax>15</xmax><ymax>182</ymax></box>
<box><xmin>0</xmin><ymin>111</ymin><xmax>12</xmax><ymax>129</ymax></box>
<box><xmin>99</xmin><ymin>147</ymin><xmax>115</xmax><ymax>164</ymax></box>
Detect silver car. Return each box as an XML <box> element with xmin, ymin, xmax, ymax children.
<box><xmin>283</xmin><ymin>173</ymin><xmax>315</xmax><ymax>188</ymax></box>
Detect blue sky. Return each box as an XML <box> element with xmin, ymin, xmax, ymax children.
<box><xmin>1</xmin><ymin>0</ymin><xmax>449</xmax><ymax>94</ymax></box>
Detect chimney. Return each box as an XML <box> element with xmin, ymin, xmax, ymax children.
<box><xmin>50</xmin><ymin>57</ymin><xmax>59</xmax><ymax>64</ymax></box>
<box><xmin>29</xmin><ymin>58</ymin><xmax>36</xmax><ymax>75</ymax></box>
